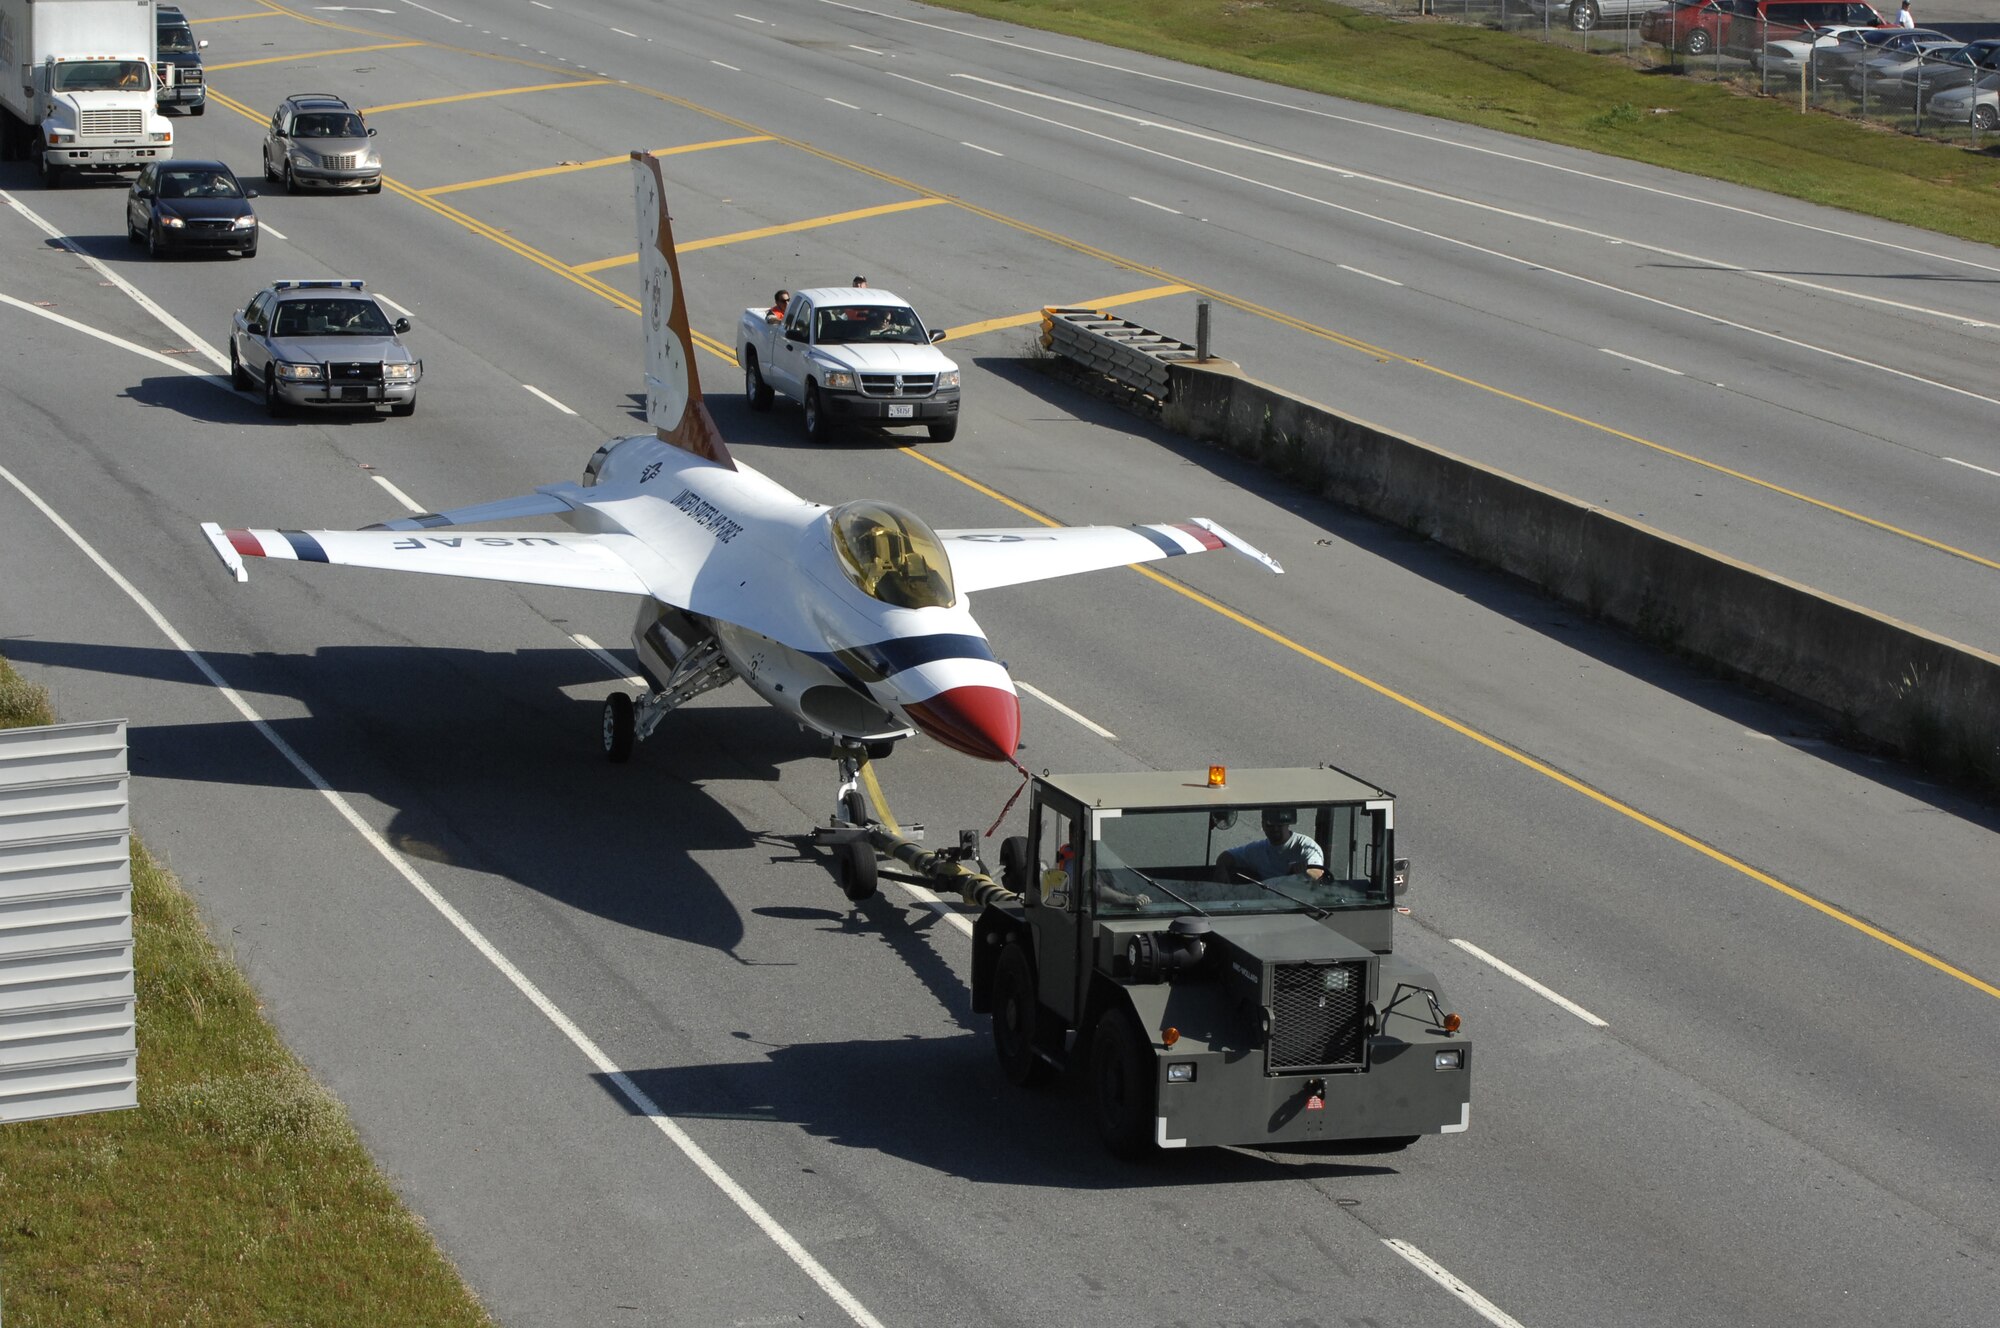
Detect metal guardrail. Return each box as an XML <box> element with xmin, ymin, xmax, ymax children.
<box><xmin>1041</xmin><ymin>307</ymin><xmax>1202</xmax><ymax>400</ymax></box>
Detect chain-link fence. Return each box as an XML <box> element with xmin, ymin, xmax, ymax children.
<box><xmin>1378</xmin><ymin>0</ymin><xmax>1999</xmax><ymax>148</ymax></box>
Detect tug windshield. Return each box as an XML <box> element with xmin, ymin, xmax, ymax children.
<box><xmin>1083</xmin><ymin>803</ymin><xmax>1392</xmax><ymax>919</ymax></box>
<box><xmin>829</xmin><ymin>502</ymin><xmax>956</xmax><ymax>609</ymax></box>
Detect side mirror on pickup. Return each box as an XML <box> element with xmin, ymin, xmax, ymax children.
<box><xmin>930</xmin><ymin>329</ymin><xmax>946</xmax><ymax>343</ymax></box>
<box><xmin>393</xmin><ymin>316</ymin><xmax>412</xmax><ymax>334</ymax></box>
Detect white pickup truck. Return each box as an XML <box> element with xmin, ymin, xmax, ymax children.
<box><xmin>737</xmin><ymin>287</ymin><xmax>960</xmax><ymax>443</ymax></box>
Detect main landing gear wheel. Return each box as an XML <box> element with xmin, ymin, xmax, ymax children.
<box><xmin>602</xmin><ymin>692</ymin><xmax>636</xmax><ymax>763</ymax></box>
<box><xmin>1090</xmin><ymin>1005</ymin><xmax>1156</xmax><ymax>1158</ymax></box>
<box><xmin>837</xmin><ymin>837</ymin><xmax>878</xmax><ymax>902</ymax></box>
<box><xmin>992</xmin><ymin>942</ymin><xmax>1055</xmax><ymax>1087</ymax></box>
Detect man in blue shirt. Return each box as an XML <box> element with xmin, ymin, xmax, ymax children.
<box><xmin>1217</xmin><ymin>808</ymin><xmax>1325</xmax><ymax>882</ymax></box>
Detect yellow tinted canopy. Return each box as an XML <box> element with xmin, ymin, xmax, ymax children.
<box><xmin>830</xmin><ymin>502</ymin><xmax>956</xmax><ymax>609</ymax></box>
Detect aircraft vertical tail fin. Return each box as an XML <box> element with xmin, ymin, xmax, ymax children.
<box><xmin>631</xmin><ymin>151</ymin><xmax>734</xmax><ymax>470</ymax></box>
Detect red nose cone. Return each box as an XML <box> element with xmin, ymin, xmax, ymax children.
<box><xmin>905</xmin><ymin>686</ymin><xmax>1021</xmax><ymax>762</ymax></box>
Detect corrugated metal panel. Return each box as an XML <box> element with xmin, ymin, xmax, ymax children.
<box><xmin>0</xmin><ymin>719</ymin><xmax>127</xmax><ymax>787</ymax></box>
<box><xmin>0</xmin><ymin>721</ymin><xmax>135</xmax><ymax>1123</ymax></box>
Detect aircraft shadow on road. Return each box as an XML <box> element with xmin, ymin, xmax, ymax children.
<box><xmin>0</xmin><ymin>634</ymin><xmax>878</xmax><ymax>955</ymax></box>
<box><xmin>597</xmin><ymin>1036</ymin><xmax>1407</xmax><ymax>1188</ymax></box>
<box><xmin>988</xmin><ymin>355</ymin><xmax>2000</xmax><ymax>822</ymax></box>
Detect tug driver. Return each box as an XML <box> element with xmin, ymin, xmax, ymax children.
<box><xmin>1216</xmin><ymin>807</ymin><xmax>1326</xmax><ymax>882</ymax></box>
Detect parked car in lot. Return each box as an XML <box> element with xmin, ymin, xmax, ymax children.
<box><xmin>1722</xmin><ymin>0</ymin><xmax>1883</xmax><ymax>58</ymax></box>
<box><xmin>1641</xmin><ymin>0</ymin><xmax>1744</xmax><ymax>57</ymax></box>
<box><xmin>1893</xmin><ymin>40</ymin><xmax>2000</xmax><ymax>108</ymax></box>
<box><xmin>229</xmin><ymin>280</ymin><xmax>420</xmax><ymax>417</ymax></box>
<box><xmin>262</xmin><ymin>93</ymin><xmax>383</xmax><ymax>194</ymax></box>
<box><xmin>1533</xmin><ymin>0</ymin><xmax>1657</xmax><ymax>34</ymax></box>
<box><xmin>1848</xmin><ymin>38</ymin><xmax>1963</xmax><ymax>97</ymax></box>
<box><xmin>1924</xmin><ymin>71</ymin><xmax>2000</xmax><ymax>129</ymax></box>
<box><xmin>1749</xmin><ymin>23</ymin><xmax>1877</xmax><ymax>78</ymax></box>
<box><xmin>125</xmin><ymin>160</ymin><xmax>258</xmax><ymax>259</ymax></box>
<box><xmin>1814</xmin><ymin>25</ymin><xmax>1949</xmax><ymax>78</ymax></box>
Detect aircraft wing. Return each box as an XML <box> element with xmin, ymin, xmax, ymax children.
<box><xmin>201</xmin><ymin>523</ymin><xmax>653</xmax><ymax>595</ymax></box>
<box><xmin>939</xmin><ymin>518</ymin><xmax>1282</xmax><ymax>595</ymax></box>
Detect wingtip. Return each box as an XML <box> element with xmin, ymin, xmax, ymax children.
<box><xmin>199</xmin><ymin>521</ymin><xmax>249</xmax><ymax>583</ymax></box>
<box><xmin>1191</xmin><ymin>517</ymin><xmax>1284</xmax><ymax>574</ymax></box>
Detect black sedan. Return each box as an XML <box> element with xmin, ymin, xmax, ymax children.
<box><xmin>126</xmin><ymin>160</ymin><xmax>259</xmax><ymax>259</ymax></box>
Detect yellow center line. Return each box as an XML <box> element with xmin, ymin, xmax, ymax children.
<box><xmin>894</xmin><ymin>444</ymin><xmax>2000</xmax><ymax>1004</ymax></box>
<box><xmin>945</xmin><ymin>284</ymin><xmax>1190</xmax><ymax>341</ymax></box>
<box><xmin>363</xmin><ymin>80</ymin><xmax>611</xmax><ymax>117</ymax></box>
<box><xmin>207</xmin><ymin>42</ymin><xmax>425</xmax><ymax>71</ymax></box>
<box><xmin>194</xmin><ymin>11</ymin><xmax>289</xmax><ymax>22</ymax></box>
<box><xmin>573</xmin><ymin>198</ymin><xmax>950</xmax><ymax>276</ymax></box>
<box><xmin>422</xmin><ymin>138</ymin><xmax>772</xmax><ymax>197</ymax></box>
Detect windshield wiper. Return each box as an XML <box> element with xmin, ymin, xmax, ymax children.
<box><xmin>1225</xmin><ymin>870</ymin><xmax>1328</xmax><ymax>918</ymax></box>
<box><xmin>1122</xmin><ymin>866</ymin><xmax>1206</xmax><ymax>915</ymax></box>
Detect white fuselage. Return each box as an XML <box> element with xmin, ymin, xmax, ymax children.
<box><xmin>574</xmin><ymin>434</ymin><xmax>1019</xmax><ymax>760</ymax></box>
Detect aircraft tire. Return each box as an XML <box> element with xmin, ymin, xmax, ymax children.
<box><xmin>602</xmin><ymin>692</ymin><xmax>635</xmax><ymax>763</ymax></box>
<box><xmin>837</xmin><ymin>838</ymin><xmax>878</xmax><ymax>902</ymax></box>
<box><xmin>842</xmin><ymin>788</ymin><xmax>867</xmax><ymax>827</ymax></box>
<box><xmin>992</xmin><ymin>942</ymin><xmax>1055</xmax><ymax>1087</ymax></box>
<box><xmin>999</xmin><ymin>835</ymin><xmax>1029</xmax><ymax>895</ymax></box>
<box><xmin>1090</xmin><ymin>1005</ymin><xmax>1157</xmax><ymax>1158</ymax></box>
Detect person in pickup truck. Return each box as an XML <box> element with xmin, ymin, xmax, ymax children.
<box><xmin>852</xmin><ymin>275</ymin><xmax>868</xmax><ymax>287</ymax></box>
<box><xmin>766</xmin><ymin>290</ymin><xmax>789</xmax><ymax>322</ymax></box>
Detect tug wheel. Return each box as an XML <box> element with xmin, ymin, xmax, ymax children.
<box><xmin>992</xmin><ymin>943</ymin><xmax>1054</xmax><ymax>1087</ymax></box>
<box><xmin>1090</xmin><ymin>1005</ymin><xmax>1157</xmax><ymax>1158</ymax></box>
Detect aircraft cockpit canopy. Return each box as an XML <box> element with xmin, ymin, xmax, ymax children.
<box><xmin>830</xmin><ymin>502</ymin><xmax>956</xmax><ymax>609</ymax></box>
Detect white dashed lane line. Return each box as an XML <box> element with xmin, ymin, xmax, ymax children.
<box><xmin>1337</xmin><ymin>263</ymin><xmax>1402</xmax><ymax>286</ymax></box>
<box><xmin>523</xmin><ymin>384</ymin><xmax>577</xmax><ymax>415</ymax></box>
<box><xmin>1599</xmin><ymin>348</ymin><xmax>1685</xmax><ymax>376</ymax></box>
<box><xmin>1450</xmin><ymin>938</ymin><xmax>1608</xmax><ymax>1027</ymax></box>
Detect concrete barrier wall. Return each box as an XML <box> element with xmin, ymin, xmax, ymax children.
<box><xmin>1159</xmin><ymin>358</ymin><xmax>2000</xmax><ymax>793</ymax></box>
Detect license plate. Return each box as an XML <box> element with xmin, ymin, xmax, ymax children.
<box><xmin>887</xmin><ymin>403</ymin><xmax>914</xmax><ymax>419</ymax></box>
<box><xmin>340</xmin><ymin>386</ymin><xmax>368</xmax><ymax>400</ymax></box>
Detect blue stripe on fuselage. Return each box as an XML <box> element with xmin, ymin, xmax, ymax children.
<box><xmin>808</xmin><ymin>632</ymin><xmax>998</xmax><ymax>687</ymax></box>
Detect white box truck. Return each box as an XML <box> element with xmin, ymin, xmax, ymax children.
<box><xmin>0</xmin><ymin>0</ymin><xmax>175</xmax><ymax>186</ymax></box>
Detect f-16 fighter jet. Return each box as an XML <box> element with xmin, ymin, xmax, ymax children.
<box><xmin>203</xmin><ymin>153</ymin><xmax>1280</xmax><ymax>780</ymax></box>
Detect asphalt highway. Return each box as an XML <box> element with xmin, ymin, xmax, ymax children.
<box><xmin>2</xmin><ymin>3</ymin><xmax>1997</xmax><ymax>1327</ymax></box>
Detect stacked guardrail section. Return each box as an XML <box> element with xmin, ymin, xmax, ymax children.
<box><xmin>1041</xmin><ymin>307</ymin><xmax>1202</xmax><ymax>402</ymax></box>
<box><xmin>0</xmin><ymin>720</ymin><xmax>136</xmax><ymax>1124</ymax></box>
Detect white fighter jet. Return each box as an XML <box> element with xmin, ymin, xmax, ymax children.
<box><xmin>202</xmin><ymin>152</ymin><xmax>1280</xmax><ymax>779</ymax></box>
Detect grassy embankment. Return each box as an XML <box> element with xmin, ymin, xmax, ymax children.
<box><xmin>925</xmin><ymin>0</ymin><xmax>2000</xmax><ymax>246</ymax></box>
<box><xmin>0</xmin><ymin>657</ymin><xmax>491</xmax><ymax>1326</ymax></box>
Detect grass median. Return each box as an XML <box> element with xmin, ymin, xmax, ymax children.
<box><xmin>0</xmin><ymin>656</ymin><xmax>492</xmax><ymax>1327</ymax></box>
<box><xmin>923</xmin><ymin>0</ymin><xmax>2000</xmax><ymax>246</ymax></box>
